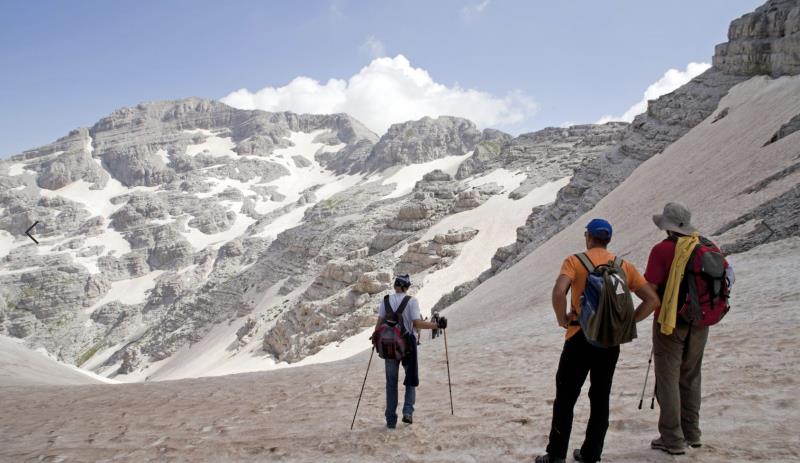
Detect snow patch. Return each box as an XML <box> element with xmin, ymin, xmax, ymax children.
<box><xmin>380</xmin><ymin>151</ymin><xmax>471</xmax><ymax>199</ymax></box>
<box><xmin>466</xmin><ymin>168</ymin><xmax>527</xmax><ymax>192</ymax></box>
<box><xmin>0</xmin><ymin>231</ymin><xmax>18</xmax><ymax>259</ymax></box>
<box><xmin>87</xmin><ymin>271</ymin><xmax>165</xmax><ymax>313</ymax></box>
<box><xmin>184</xmin><ymin>130</ymin><xmax>238</xmax><ymax>159</ymax></box>
<box><xmin>39</xmin><ymin>163</ymin><xmax>156</xmax><ymax>218</ymax></box>
<box><xmin>6</xmin><ymin>162</ymin><xmax>28</xmax><ymax>176</ymax></box>
<box><xmin>154</xmin><ymin>148</ymin><xmax>169</xmax><ymax>165</ymax></box>
<box><xmin>253</xmin><ymin>204</ymin><xmax>313</xmax><ymax>240</ymax></box>
<box><xmin>196</xmin><ymin>177</ymin><xmax>259</xmax><ymax>200</ymax></box>
<box><xmin>182</xmin><ymin>203</ymin><xmax>257</xmax><ymax>251</ymax></box>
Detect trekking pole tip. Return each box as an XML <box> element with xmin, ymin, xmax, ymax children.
<box><xmin>638</xmin><ymin>399</ymin><xmax>643</xmax><ymax>410</ymax></box>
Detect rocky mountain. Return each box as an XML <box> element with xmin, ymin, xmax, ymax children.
<box><xmin>3</xmin><ymin>1</ymin><xmax>800</xmax><ymax>459</ymax></box>
<box><xmin>0</xmin><ymin>98</ymin><xmax>626</xmax><ymax>379</ymax></box>
<box><xmin>1</xmin><ymin>1</ymin><xmax>799</xmax><ymax>461</ymax></box>
<box><xmin>3</xmin><ymin>0</ymin><xmax>795</xmax><ymax>384</ymax></box>
<box><xmin>433</xmin><ymin>0</ymin><xmax>800</xmax><ymax>312</ymax></box>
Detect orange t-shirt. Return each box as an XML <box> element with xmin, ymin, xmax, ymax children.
<box><xmin>560</xmin><ymin>247</ymin><xmax>647</xmax><ymax>340</ymax></box>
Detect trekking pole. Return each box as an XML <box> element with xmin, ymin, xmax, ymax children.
<box><xmin>443</xmin><ymin>328</ymin><xmax>454</xmax><ymax>415</ymax></box>
<box><xmin>350</xmin><ymin>347</ymin><xmax>375</xmax><ymax>430</ymax></box>
<box><xmin>638</xmin><ymin>347</ymin><xmax>653</xmax><ymax>410</ymax></box>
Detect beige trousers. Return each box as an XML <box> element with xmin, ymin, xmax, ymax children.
<box><xmin>652</xmin><ymin>321</ymin><xmax>709</xmax><ymax>448</ymax></box>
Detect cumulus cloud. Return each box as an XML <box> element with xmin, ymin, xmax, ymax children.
<box><xmin>597</xmin><ymin>62</ymin><xmax>711</xmax><ymax>124</ymax></box>
<box><xmin>221</xmin><ymin>54</ymin><xmax>537</xmax><ymax>135</ymax></box>
<box><xmin>359</xmin><ymin>35</ymin><xmax>386</xmax><ymax>59</ymax></box>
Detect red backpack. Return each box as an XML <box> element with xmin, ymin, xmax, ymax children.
<box><xmin>372</xmin><ymin>295</ymin><xmax>411</xmax><ymax>360</ymax></box>
<box><xmin>676</xmin><ymin>237</ymin><xmax>731</xmax><ymax>327</ymax></box>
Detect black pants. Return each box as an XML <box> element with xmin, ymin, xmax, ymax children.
<box><xmin>545</xmin><ymin>330</ymin><xmax>620</xmax><ymax>461</ymax></box>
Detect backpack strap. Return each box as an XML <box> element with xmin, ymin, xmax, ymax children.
<box><xmin>574</xmin><ymin>253</ymin><xmax>595</xmax><ymax>273</ymax></box>
<box><xmin>396</xmin><ymin>295</ymin><xmax>411</xmax><ymax>318</ymax></box>
<box><xmin>613</xmin><ymin>256</ymin><xmax>623</xmax><ymax>268</ymax></box>
<box><xmin>385</xmin><ymin>295</ymin><xmax>412</xmax><ymax>335</ymax></box>
<box><xmin>383</xmin><ymin>295</ymin><xmax>391</xmax><ymax>318</ymax></box>
<box><xmin>684</xmin><ymin>244</ymin><xmax>704</xmax><ymax>323</ymax></box>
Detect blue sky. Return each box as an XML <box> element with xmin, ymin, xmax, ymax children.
<box><xmin>0</xmin><ymin>0</ymin><xmax>762</xmax><ymax>158</ymax></box>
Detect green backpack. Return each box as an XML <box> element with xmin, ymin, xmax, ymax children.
<box><xmin>575</xmin><ymin>253</ymin><xmax>637</xmax><ymax>348</ymax></box>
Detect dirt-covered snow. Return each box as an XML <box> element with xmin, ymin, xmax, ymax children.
<box><xmin>0</xmin><ymin>76</ymin><xmax>798</xmax><ymax>462</ymax></box>
<box><xmin>0</xmin><ymin>336</ymin><xmax>107</xmax><ymax>387</ymax></box>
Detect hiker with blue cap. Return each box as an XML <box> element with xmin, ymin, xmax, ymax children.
<box><xmin>536</xmin><ymin>219</ymin><xmax>660</xmax><ymax>463</ymax></box>
<box><xmin>372</xmin><ymin>274</ymin><xmax>447</xmax><ymax>428</ymax></box>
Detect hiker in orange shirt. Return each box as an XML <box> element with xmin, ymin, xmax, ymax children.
<box><xmin>536</xmin><ymin>219</ymin><xmax>660</xmax><ymax>463</ymax></box>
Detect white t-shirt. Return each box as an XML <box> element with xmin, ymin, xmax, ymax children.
<box><xmin>377</xmin><ymin>292</ymin><xmax>421</xmax><ymax>336</ymax></box>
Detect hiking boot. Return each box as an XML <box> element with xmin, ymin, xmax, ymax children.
<box><xmin>685</xmin><ymin>439</ymin><xmax>702</xmax><ymax>448</ymax></box>
<box><xmin>402</xmin><ymin>415</ymin><xmax>413</xmax><ymax>424</ymax></box>
<box><xmin>386</xmin><ymin>421</ymin><xmax>396</xmax><ymax>429</ymax></box>
<box><xmin>573</xmin><ymin>448</ymin><xmax>599</xmax><ymax>462</ymax></box>
<box><xmin>651</xmin><ymin>438</ymin><xmax>686</xmax><ymax>455</ymax></box>
<box><xmin>534</xmin><ymin>454</ymin><xmax>565</xmax><ymax>463</ymax></box>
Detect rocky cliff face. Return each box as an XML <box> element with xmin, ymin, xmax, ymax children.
<box><xmin>1</xmin><ymin>99</ymin><xmax>612</xmax><ymax>376</ymax></box>
<box><xmin>433</xmin><ymin>0</ymin><xmax>800</xmax><ymax>312</ymax></box>
<box><xmin>1</xmin><ymin>99</ymin><xmax>382</xmax><ymax>367</ymax></box>
<box><xmin>714</xmin><ymin>0</ymin><xmax>800</xmax><ymax>76</ymax></box>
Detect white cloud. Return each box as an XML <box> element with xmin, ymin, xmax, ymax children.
<box><xmin>462</xmin><ymin>0</ymin><xmax>491</xmax><ymax>19</ymax></box>
<box><xmin>221</xmin><ymin>54</ymin><xmax>537</xmax><ymax>136</ymax></box>
<box><xmin>359</xmin><ymin>35</ymin><xmax>386</xmax><ymax>59</ymax></box>
<box><xmin>597</xmin><ymin>62</ymin><xmax>711</xmax><ymax>124</ymax></box>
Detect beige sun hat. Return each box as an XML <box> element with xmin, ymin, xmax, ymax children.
<box><xmin>653</xmin><ymin>202</ymin><xmax>697</xmax><ymax>235</ymax></box>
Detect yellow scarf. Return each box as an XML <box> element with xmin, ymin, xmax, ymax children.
<box><xmin>658</xmin><ymin>233</ymin><xmax>700</xmax><ymax>335</ymax></box>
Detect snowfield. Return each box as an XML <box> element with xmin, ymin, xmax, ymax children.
<box><xmin>381</xmin><ymin>151</ymin><xmax>472</xmax><ymax>199</ymax></box>
<box><xmin>86</xmin><ymin>271</ymin><xmax>165</xmax><ymax>313</ymax></box>
<box><xmin>184</xmin><ymin>129</ymin><xmax>239</xmax><ymax>159</ymax></box>
<box><xmin>0</xmin><ymin>336</ymin><xmax>108</xmax><ymax>386</ymax></box>
<box><xmin>0</xmin><ymin>76</ymin><xmax>798</xmax><ymax>462</ymax></box>
<box><xmin>6</xmin><ymin>162</ymin><xmax>30</xmax><ymax>176</ymax></box>
<box><xmin>414</xmin><ymin>176</ymin><xmax>570</xmax><ymax>312</ymax></box>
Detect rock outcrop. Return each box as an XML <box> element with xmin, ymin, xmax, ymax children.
<box><xmin>433</xmin><ymin>0</ymin><xmax>800</xmax><ymax>312</ymax></box>
<box><xmin>364</xmin><ymin>116</ymin><xmax>481</xmax><ymax>171</ymax></box>
<box><xmin>713</xmin><ymin>0</ymin><xmax>800</xmax><ymax>77</ymax></box>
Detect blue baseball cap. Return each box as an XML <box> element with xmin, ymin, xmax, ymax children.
<box><xmin>586</xmin><ymin>218</ymin><xmax>613</xmax><ymax>239</ymax></box>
